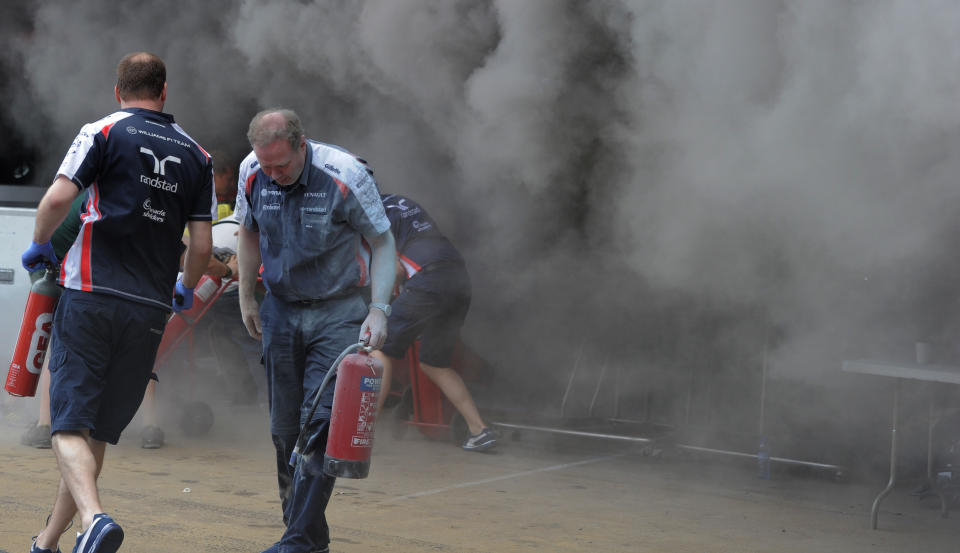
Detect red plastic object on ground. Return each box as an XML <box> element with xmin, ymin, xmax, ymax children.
<box><xmin>5</xmin><ymin>270</ymin><xmax>61</xmax><ymax>397</ymax></box>
<box><xmin>404</xmin><ymin>342</ymin><xmax>455</xmax><ymax>439</ymax></box>
<box><xmin>324</xmin><ymin>351</ymin><xmax>384</xmax><ymax>478</ymax></box>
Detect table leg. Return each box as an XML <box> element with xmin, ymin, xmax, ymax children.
<box><xmin>925</xmin><ymin>398</ymin><xmax>949</xmax><ymax>518</ymax></box>
<box><xmin>871</xmin><ymin>378</ymin><xmax>900</xmax><ymax>529</ymax></box>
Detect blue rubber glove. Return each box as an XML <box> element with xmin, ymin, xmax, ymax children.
<box><xmin>172</xmin><ymin>279</ymin><xmax>194</xmax><ymax>312</ymax></box>
<box><xmin>21</xmin><ymin>241</ymin><xmax>59</xmax><ymax>272</ymax></box>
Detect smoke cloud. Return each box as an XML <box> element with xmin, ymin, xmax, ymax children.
<box><xmin>3</xmin><ymin>0</ymin><xmax>959</xmax><ymax>467</ymax></box>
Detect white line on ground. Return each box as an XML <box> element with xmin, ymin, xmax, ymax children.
<box><xmin>389</xmin><ymin>454</ymin><xmax>625</xmax><ymax>501</ymax></box>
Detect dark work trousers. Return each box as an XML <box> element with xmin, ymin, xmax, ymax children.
<box><xmin>272</xmin><ymin>423</ymin><xmax>333</xmax><ymax>552</ymax></box>
<box><xmin>260</xmin><ymin>291</ymin><xmax>368</xmax><ymax>552</ymax></box>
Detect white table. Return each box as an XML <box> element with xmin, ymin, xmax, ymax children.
<box><xmin>842</xmin><ymin>359</ymin><xmax>960</xmax><ymax>528</ymax></box>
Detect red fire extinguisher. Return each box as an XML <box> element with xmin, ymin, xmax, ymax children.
<box><xmin>5</xmin><ymin>269</ymin><xmax>61</xmax><ymax>397</ymax></box>
<box><xmin>323</xmin><ymin>351</ymin><xmax>384</xmax><ymax>478</ymax></box>
<box><xmin>290</xmin><ymin>344</ymin><xmax>384</xmax><ymax>478</ymax></box>
<box><xmin>153</xmin><ymin>274</ymin><xmax>228</xmax><ymax>368</ymax></box>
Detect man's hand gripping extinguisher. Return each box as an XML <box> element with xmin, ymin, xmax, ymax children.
<box><xmin>5</xmin><ymin>269</ymin><xmax>61</xmax><ymax>397</ymax></box>
<box><xmin>291</xmin><ymin>342</ymin><xmax>384</xmax><ymax>479</ymax></box>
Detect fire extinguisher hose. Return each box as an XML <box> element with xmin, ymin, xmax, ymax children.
<box><xmin>289</xmin><ymin>340</ymin><xmax>371</xmax><ymax>467</ymax></box>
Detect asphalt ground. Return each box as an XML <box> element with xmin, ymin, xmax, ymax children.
<box><xmin>2</xmin><ymin>398</ymin><xmax>960</xmax><ymax>553</ymax></box>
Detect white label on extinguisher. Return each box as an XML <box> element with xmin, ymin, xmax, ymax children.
<box><xmin>194</xmin><ymin>276</ymin><xmax>219</xmax><ymax>303</ymax></box>
<box><xmin>27</xmin><ymin>312</ymin><xmax>54</xmax><ymax>375</ymax></box>
<box><xmin>351</xmin><ymin>390</ymin><xmax>379</xmax><ymax>447</ymax></box>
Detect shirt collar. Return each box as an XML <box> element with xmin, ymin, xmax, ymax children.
<box><xmin>122</xmin><ymin>107</ymin><xmax>174</xmax><ymax>124</ymax></box>
<box><xmin>274</xmin><ymin>140</ymin><xmax>311</xmax><ymax>191</ymax></box>
<box><xmin>295</xmin><ymin>141</ymin><xmax>313</xmax><ymax>188</ymax></box>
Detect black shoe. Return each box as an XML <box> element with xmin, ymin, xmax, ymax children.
<box><xmin>462</xmin><ymin>427</ymin><xmax>498</xmax><ymax>452</ymax></box>
<box><xmin>259</xmin><ymin>543</ymin><xmax>328</xmax><ymax>553</ymax></box>
<box><xmin>141</xmin><ymin>426</ymin><xmax>165</xmax><ymax>449</ymax></box>
<box><xmin>21</xmin><ymin>422</ymin><xmax>52</xmax><ymax>449</ymax></box>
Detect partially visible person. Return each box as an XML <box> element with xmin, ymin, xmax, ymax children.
<box><xmin>134</xmin><ymin>251</ymin><xmax>240</xmax><ymax>449</ymax></box>
<box><xmin>137</xmin><ymin>376</ymin><xmax>164</xmax><ymax>448</ymax></box>
<box><xmin>372</xmin><ymin>194</ymin><xmax>497</xmax><ymax>451</ymax></box>
<box><xmin>140</xmin><ymin>210</ymin><xmax>264</xmax><ymax>450</ymax></box>
<box><xmin>23</xmin><ymin>52</ymin><xmax>213</xmax><ymax>553</ymax></box>
<box><xmin>210</xmin><ymin>149</ymin><xmax>238</xmax><ymax>222</ymax></box>
<box><xmin>236</xmin><ymin>108</ymin><xmax>395</xmax><ymax>553</ymax></box>
<box><xmin>139</xmin><ymin>198</ymin><xmax>243</xmax><ymax>449</ymax></box>
<box><xmin>20</xmin><ymin>192</ymin><xmax>86</xmax><ymax>449</ymax></box>
<box><xmin>204</xmin><ymin>213</ymin><xmax>266</xmax><ymax>405</ymax></box>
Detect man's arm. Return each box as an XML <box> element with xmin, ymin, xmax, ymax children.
<box><xmin>34</xmin><ymin>176</ymin><xmax>81</xmax><ymax>244</ymax></box>
<box><xmin>360</xmin><ymin>229</ymin><xmax>396</xmax><ymax>349</ymax></box>
<box><xmin>394</xmin><ymin>259</ymin><xmax>406</xmax><ymax>288</ymax></box>
<box><xmin>205</xmin><ymin>255</ymin><xmax>236</xmax><ymax>279</ymax></box>
<box><xmin>236</xmin><ymin>224</ymin><xmax>263</xmax><ymax>340</ymax></box>
<box><xmin>182</xmin><ymin>221</ymin><xmax>213</xmax><ymax>288</ymax></box>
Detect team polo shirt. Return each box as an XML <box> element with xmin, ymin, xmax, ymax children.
<box><xmin>56</xmin><ymin>107</ymin><xmax>214</xmax><ymax>310</ymax></box>
<box><xmin>381</xmin><ymin>194</ymin><xmax>464</xmax><ymax>279</ymax></box>
<box><xmin>237</xmin><ymin>140</ymin><xmax>390</xmax><ymax>302</ymax></box>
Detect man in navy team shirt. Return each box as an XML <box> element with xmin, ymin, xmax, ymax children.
<box><xmin>22</xmin><ymin>52</ymin><xmax>213</xmax><ymax>553</ymax></box>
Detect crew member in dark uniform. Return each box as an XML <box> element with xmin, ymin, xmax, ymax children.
<box><xmin>22</xmin><ymin>52</ymin><xmax>213</xmax><ymax>553</ymax></box>
<box><xmin>374</xmin><ymin>193</ymin><xmax>497</xmax><ymax>451</ymax></box>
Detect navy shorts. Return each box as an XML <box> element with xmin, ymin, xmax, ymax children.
<box><xmin>381</xmin><ymin>265</ymin><xmax>471</xmax><ymax>367</ymax></box>
<box><xmin>48</xmin><ymin>289</ymin><xmax>167</xmax><ymax>444</ymax></box>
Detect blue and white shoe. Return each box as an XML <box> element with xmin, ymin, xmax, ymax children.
<box><xmin>30</xmin><ymin>513</ymin><xmax>69</xmax><ymax>553</ymax></box>
<box><xmin>29</xmin><ymin>538</ymin><xmax>61</xmax><ymax>553</ymax></box>
<box><xmin>462</xmin><ymin>427</ymin><xmax>498</xmax><ymax>452</ymax></box>
<box><xmin>72</xmin><ymin>514</ymin><xmax>123</xmax><ymax>553</ymax></box>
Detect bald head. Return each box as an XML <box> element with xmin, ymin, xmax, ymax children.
<box><xmin>247</xmin><ymin>108</ymin><xmax>305</xmax><ymax>150</ymax></box>
<box><xmin>116</xmin><ymin>52</ymin><xmax>166</xmax><ymax>101</ymax></box>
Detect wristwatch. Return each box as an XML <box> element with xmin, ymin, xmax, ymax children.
<box><xmin>369</xmin><ymin>302</ymin><xmax>391</xmax><ymax>317</ymax></box>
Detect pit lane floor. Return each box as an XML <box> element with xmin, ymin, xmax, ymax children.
<box><xmin>2</xmin><ymin>401</ymin><xmax>960</xmax><ymax>553</ymax></box>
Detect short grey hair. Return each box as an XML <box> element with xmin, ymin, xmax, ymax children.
<box><xmin>247</xmin><ymin>108</ymin><xmax>304</xmax><ymax>149</ymax></box>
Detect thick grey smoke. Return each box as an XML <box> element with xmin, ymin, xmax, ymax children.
<box><xmin>616</xmin><ymin>2</ymin><xmax>960</xmax><ymax>372</ymax></box>
<box><xmin>4</xmin><ymin>0</ymin><xmax>959</xmax><ymax>466</ymax></box>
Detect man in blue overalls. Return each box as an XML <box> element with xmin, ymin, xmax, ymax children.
<box><xmin>236</xmin><ymin>108</ymin><xmax>396</xmax><ymax>553</ymax></box>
